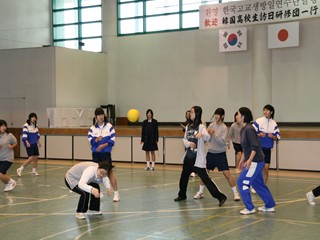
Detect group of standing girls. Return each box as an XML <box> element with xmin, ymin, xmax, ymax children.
<box><xmin>175</xmin><ymin>105</ymin><xmax>278</xmax><ymax>215</ymax></box>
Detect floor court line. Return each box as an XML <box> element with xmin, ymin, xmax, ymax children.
<box><xmin>1</xmin><ymin>162</ymin><xmax>319</xmax><ymax>240</ymax></box>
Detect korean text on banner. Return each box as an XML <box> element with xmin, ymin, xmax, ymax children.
<box><xmin>199</xmin><ymin>0</ymin><xmax>319</xmax><ymax>29</ymax></box>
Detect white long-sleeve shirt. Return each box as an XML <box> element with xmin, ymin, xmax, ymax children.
<box><xmin>65</xmin><ymin>162</ymin><xmax>110</xmax><ymax>193</ymax></box>
<box><xmin>182</xmin><ymin>123</ymin><xmax>210</xmax><ymax>168</ymax></box>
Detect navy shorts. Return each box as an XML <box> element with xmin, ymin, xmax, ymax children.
<box><xmin>262</xmin><ymin>148</ymin><xmax>271</xmax><ymax>164</ymax></box>
<box><xmin>206</xmin><ymin>152</ymin><xmax>229</xmax><ymax>171</ymax></box>
<box><xmin>92</xmin><ymin>152</ymin><xmax>112</xmax><ymax>164</ymax></box>
<box><xmin>232</xmin><ymin>143</ymin><xmax>243</xmax><ymax>154</ymax></box>
<box><xmin>0</xmin><ymin>161</ymin><xmax>12</xmax><ymax>174</ymax></box>
<box><xmin>26</xmin><ymin>144</ymin><xmax>39</xmax><ymax>157</ymax></box>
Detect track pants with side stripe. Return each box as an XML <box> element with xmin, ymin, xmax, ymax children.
<box><xmin>237</xmin><ymin>161</ymin><xmax>276</xmax><ymax>211</ymax></box>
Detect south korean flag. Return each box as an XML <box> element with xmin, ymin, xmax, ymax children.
<box><xmin>219</xmin><ymin>27</ymin><xmax>247</xmax><ymax>52</ymax></box>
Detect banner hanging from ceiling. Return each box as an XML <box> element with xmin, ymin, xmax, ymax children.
<box><xmin>199</xmin><ymin>0</ymin><xmax>319</xmax><ymax>30</ymax></box>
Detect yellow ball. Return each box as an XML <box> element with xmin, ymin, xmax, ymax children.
<box><xmin>127</xmin><ymin>109</ymin><xmax>140</xmax><ymax>122</ymax></box>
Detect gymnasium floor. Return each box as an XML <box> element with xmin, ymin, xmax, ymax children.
<box><xmin>0</xmin><ymin>160</ymin><xmax>319</xmax><ymax>240</ymax></box>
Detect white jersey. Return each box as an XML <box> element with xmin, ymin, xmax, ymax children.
<box><xmin>65</xmin><ymin>162</ymin><xmax>110</xmax><ymax>193</ymax></box>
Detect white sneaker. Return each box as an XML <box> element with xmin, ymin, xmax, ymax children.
<box><xmin>75</xmin><ymin>212</ymin><xmax>86</xmax><ymax>219</ymax></box>
<box><xmin>240</xmin><ymin>208</ymin><xmax>256</xmax><ymax>215</ymax></box>
<box><xmin>87</xmin><ymin>210</ymin><xmax>103</xmax><ymax>215</ymax></box>
<box><xmin>306</xmin><ymin>191</ymin><xmax>316</xmax><ymax>205</ymax></box>
<box><xmin>113</xmin><ymin>192</ymin><xmax>120</xmax><ymax>202</ymax></box>
<box><xmin>258</xmin><ymin>206</ymin><xmax>275</xmax><ymax>212</ymax></box>
<box><xmin>17</xmin><ymin>168</ymin><xmax>22</xmax><ymax>177</ymax></box>
<box><xmin>234</xmin><ymin>192</ymin><xmax>241</xmax><ymax>201</ymax></box>
<box><xmin>194</xmin><ymin>191</ymin><xmax>204</xmax><ymax>199</ymax></box>
<box><xmin>251</xmin><ymin>187</ymin><xmax>256</xmax><ymax>193</ymax></box>
<box><xmin>4</xmin><ymin>180</ymin><xmax>16</xmax><ymax>192</ymax></box>
<box><xmin>190</xmin><ymin>172</ymin><xmax>196</xmax><ymax>177</ymax></box>
<box><xmin>31</xmin><ymin>172</ymin><xmax>40</xmax><ymax>176</ymax></box>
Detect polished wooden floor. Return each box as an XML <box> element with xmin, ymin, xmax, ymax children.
<box><xmin>0</xmin><ymin>160</ymin><xmax>319</xmax><ymax>240</ymax></box>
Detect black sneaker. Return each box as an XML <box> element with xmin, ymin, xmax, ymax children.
<box><xmin>219</xmin><ymin>194</ymin><xmax>227</xmax><ymax>207</ymax></box>
<box><xmin>174</xmin><ymin>196</ymin><xmax>186</xmax><ymax>202</ymax></box>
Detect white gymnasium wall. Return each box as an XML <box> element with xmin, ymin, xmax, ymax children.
<box><xmin>54</xmin><ymin>47</ymin><xmax>108</xmax><ymax>108</ymax></box>
<box><xmin>0</xmin><ymin>47</ymin><xmax>55</xmax><ymax>127</ymax></box>
<box><xmin>104</xmin><ymin>1</ymin><xmax>320</xmax><ymax>123</ymax></box>
<box><xmin>0</xmin><ymin>0</ymin><xmax>50</xmax><ymax>49</ymax></box>
<box><xmin>0</xmin><ymin>1</ymin><xmax>319</xmax><ymax>123</ymax></box>
<box><xmin>271</xmin><ymin>18</ymin><xmax>320</xmax><ymax>122</ymax></box>
<box><xmin>104</xmin><ymin>0</ymin><xmax>253</xmax><ymax>122</ymax></box>
<box><xmin>0</xmin><ymin>47</ymin><xmax>108</xmax><ymax>128</ymax></box>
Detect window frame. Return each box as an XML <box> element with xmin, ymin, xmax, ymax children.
<box><xmin>117</xmin><ymin>0</ymin><xmax>225</xmax><ymax>36</ymax></box>
<box><xmin>52</xmin><ymin>1</ymin><xmax>102</xmax><ymax>52</ymax></box>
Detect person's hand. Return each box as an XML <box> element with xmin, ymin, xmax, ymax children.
<box><xmin>268</xmin><ymin>133</ymin><xmax>274</xmax><ymax>138</ymax></box>
<box><xmin>91</xmin><ymin>188</ymin><xmax>100</xmax><ymax>198</ymax></box>
<box><xmin>38</xmin><ymin>142</ymin><xmax>41</xmax><ymax>148</ymax></box>
<box><xmin>195</xmin><ymin>132</ymin><xmax>202</xmax><ymax>139</ymax></box>
<box><xmin>7</xmin><ymin>144</ymin><xmax>14</xmax><ymax>149</ymax></box>
<box><xmin>106</xmin><ymin>188</ymin><xmax>112</xmax><ymax>196</ymax></box>
<box><xmin>140</xmin><ymin>141</ymin><xmax>143</xmax><ymax>144</ymax></box>
<box><xmin>244</xmin><ymin>160</ymin><xmax>252</xmax><ymax>170</ymax></box>
<box><xmin>95</xmin><ymin>136</ymin><xmax>103</xmax><ymax>142</ymax></box>
<box><xmin>238</xmin><ymin>159</ymin><xmax>244</xmax><ymax>170</ymax></box>
<box><xmin>26</xmin><ymin>141</ymin><xmax>31</xmax><ymax>148</ymax></box>
<box><xmin>97</xmin><ymin>143</ymin><xmax>107</xmax><ymax>152</ymax></box>
<box><xmin>189</xmin><ymin>142</ymin><xmax>196</xmax><ymax>149</ymax></box>
<box><xmin>259</xmin><ymin>132</ymin><xmax>266</xmax><ymax>137</ymax></box>
<box><xmin>207</xmin><ymin>128</ymin><xmax>215</xmax><ymax>135</ymax></box>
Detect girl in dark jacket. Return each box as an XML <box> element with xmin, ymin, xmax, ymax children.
<box><xmin>141</xmin><ymin>109</ymin><xmax>159</xmax><ymax>171</ymax></box>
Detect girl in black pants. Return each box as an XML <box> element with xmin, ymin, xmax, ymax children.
<box><xmin>65</xmin><ymin>161</ymin><xmax>113</xmax><ymax>219</ymax></box>
<box><xmin>306</xmin><ymin>186</ymin><xmax>320</xmax><ymax>205</ymax></box>
<box><xmin>174</xmin><ymin>106</ymin><xmax>227</xmax><ymax>206</ymax></box>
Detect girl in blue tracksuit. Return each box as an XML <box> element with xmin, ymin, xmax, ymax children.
<box><xmin>17</xmin><ymin>113</ymin><xmax>41</xmax><ymax>177</ymax></box>
<box><xmin>88</xmin><ymin>108</ymin><xmax>119</xmax><ymax>202</ymax></box>
<box><xmin>237</xmin><ymin>107</ymin><xmax>276</xmax><ymax>215</ymax></box>
<box><xmin>253</xmin><ymin>104</ymin><xmax>280</xmax><ymax>184</ymax></box>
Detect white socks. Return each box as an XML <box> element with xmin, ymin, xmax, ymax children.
<box><xmin>199</xmin><ymin>185</ymin><xmax>205</xmax><ymax>194</ymax></box>
<box><xmin>232</xmin><ymin>186</ymin><xmax>238</xmax><ymax>194</ymax></box>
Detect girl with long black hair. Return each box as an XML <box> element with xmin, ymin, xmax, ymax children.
<box><xmin>174</xmin><ymin>106</ymin><xmax>227</xmax><ymax>206</ymax></box>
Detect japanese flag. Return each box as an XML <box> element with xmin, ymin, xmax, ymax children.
<box><xmin>219</xmin><ymin>27</ymin><xmax>247</xmax><ymax>52</ymax></box>
<box><xmin>268</xmin><ymin>21</ymin><xmax>299</xmax><ymax>49</ymax></box>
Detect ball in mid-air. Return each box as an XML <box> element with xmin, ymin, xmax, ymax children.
<box><xmin>127</xmin><ymin>109</ymin><xmax>140</xmax><ymax>122</ymax></box>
